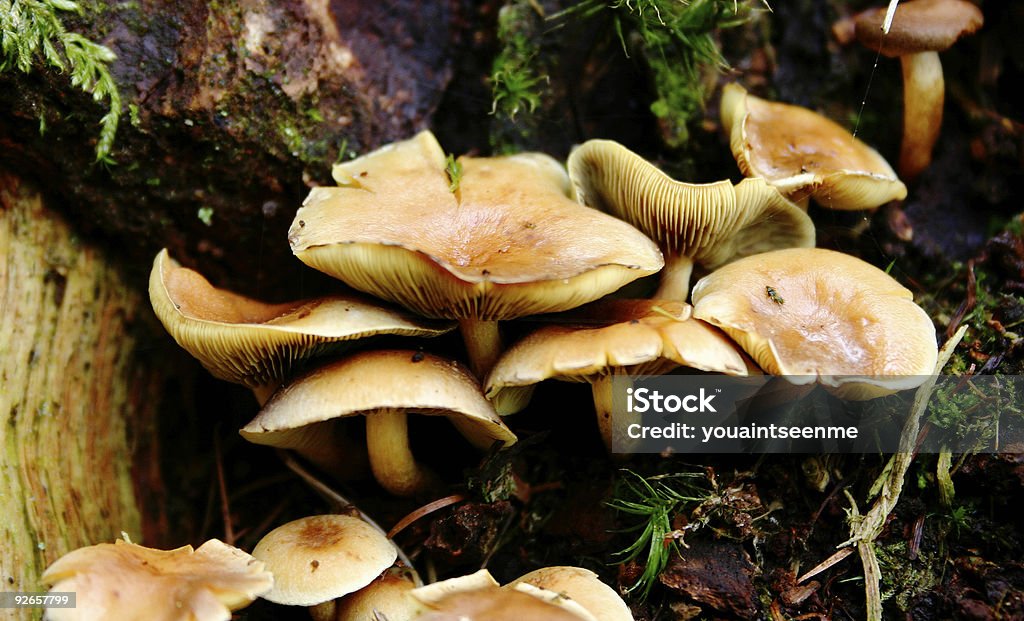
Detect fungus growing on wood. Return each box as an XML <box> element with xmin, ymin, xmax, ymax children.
<box><xmin>690</xmin><ymin>247</ymin><xmax>938</xmax><ymax>398</ymax></box>
<box><xmin>854</xmin><ymin>0</ymin><xmax>984</xmax><ymax>181</ymax></box>
<box><xmin>486</xmin><ymin>299</ymin><xmax>757</xmax><ymax>450</ymax></box>
<box><xmin>507</xmin><ymin>566</ymin><xmax>634</xmax><ymax>621</ymax></box>
<box><xmin>251</xmin><ymin>514</ymin><xmax>397</xmax><ymax>610</ymax></box>
<box><xmin>288</xmin><ymin>131</ymin><xmax>663</xmax><ymax>388</ymax></box>
<box><xmin>240</xmin><ymin>350</ymin><xmax>516</xmax><ymax>496</ymax></box>
<box><xmin>567</xmin><ymin>138</ymin><xmax>812</xmax><ymax>301</ymax></box>
<box><xmin>149</xmin><ymin>249</ymin><xmax>453</xmax><ymax>404</ymax></box>
<box><xmin>315</xmin><ymin>568</ymin><xmax>421</xmax><ymax>621</ymax></box>
<box><xmin>409</xmin><ymin>569</ymin><xmax>595</xmax><ymax>621</ymax></box>
<box><xmin>41</xmin><ymin>537</ymin><xmax>272</xmax><ymax>621</ymax></box>
<box><xmin>719</xmin><ymin>82</ymin><xmax>908</xmax><ymax>210</ymax></box>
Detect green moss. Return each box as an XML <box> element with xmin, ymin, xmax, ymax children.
<box><xmin>488</xmin><ymin>1</ymin><xmax>549</xmax><ymax>152</ymax></box>
<box><xmin>876</xmin><ymin>540</ymin><xmax>940</xmax><ymax>612</ymax></box>
<box><xmin>1</xmin><ymin>0</ymin><xmax>122</xmax><ymax>161</ymax></box>
<box><xmin>555</xmin><ymin>0</ymin><xmax>764</xmax><ymax>147</ymax></box>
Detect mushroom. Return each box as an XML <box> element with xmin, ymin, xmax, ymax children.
<box><xmin>853</xmin><ymin>0</ymin><xmax>984</xmax><ymax>181</ymax></box>
<box><xmin>149</xmin><ymin>249</ymin><xmax>453</xmax><ymax>404</ymax></box>
<box><xmin>506</xmin><ymin>566</ymin><xmax>633</xmax><ymax>621</ymax></box>
<box><xmin>41</xmin><ymin>537</ymin><xmax>272</xmax><ymax>621</ymax></box>
<box><xmin>690</xmin><ymin>247</ymin><xmax>939</xmax><ymax>399</ymax></box>
<box><xmin>288</xmin><ymin>131</ymin><xmax>663</xmax><ymax>389</ymax></box>
<box><xmin>251</xmin><ymin>514</ymin><xmax>398</xmax><ymax>614</ymax></box>
<box><xmin>566</xmin><ymin>138</ymin><xmax>813</xmax><ymax>301</ymax></box>
<box><xmin>315</xmin><ymin>567</ymin><xmax>422</xmax><ymax>621</ymax></box>
<box><xmin>719</xmin><ymin>82</ymin><xmax>908</xmax><ymax>210</ymax></box>
<box><xmin>485</xmin><ymin>299</ymin><xmax>757</xmax><ymax>450</ymax></box>
<box><xmin>410</xmin><ymin>569</ymin><xmax>595</xmax><ymax>621</ymax></box>
<box><xmin>240</xmin><ymin>349</ymin><xmax>517</xmax><ymax>496</ymax></box>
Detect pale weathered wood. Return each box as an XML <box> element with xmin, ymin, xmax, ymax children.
<box><xmin>0</xmin><ymin>170</ymin><xmax>164</xmax><ymax>616</ymax></box>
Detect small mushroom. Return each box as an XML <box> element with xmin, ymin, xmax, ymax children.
<box><xmin>567</xmin><ymin>138</ymin><xmax>813</xmax><ymax>300</ymax></box>
<box><xmin>410</xmin><ymin>570</ymin><xmax>595</xmax><ymax>621</ymax></box>
<box><xmin>288</xmin><ymin>131</ymin><xmax>663</xmax><ymax>388</ymax></box>
<box><xmin>506</xmin><ymin>566</ymin><xmax>633</xmax><ymax>621</ymax></box>
<box><xmin>690</xmin><ymin>247</ymin><xmax>939</xmax><ymax>398</ymax></box>
<box><xmin>314</xmin><ymin>568</ymin><xmax>422</xmax><ymax>621</ymax></box>
<box><xmin>853</xmin><ymin>0</ymin><xmax>984</xmax><ymax>181</ymax></box>
<box><xmin>240</xmin><ymin>349</ymin><xmax>517</xmax><ymax>496</ymax></box>
<box><xmin>149</xmin><ymin>249</ymin><xmax>453</xmax><ymax>404</ymax></box>
<box><xmin>41</xmin><ymin>537</ymin><xmax>272</xmax><ymax>621</ymax></box>
<box><xmin>485</xmin><ymin>299</ymin><xmax>757</xmax><ymax>450</ymax></box>
<box><xmin>719</xmin><ymin>82</ymin><xmax>907</xmax><ymax>210</ymax></box>
<box><xmin>251</xmin><ymin>514</ymin><xmax>397</xmax><ymax>610</ymax></box>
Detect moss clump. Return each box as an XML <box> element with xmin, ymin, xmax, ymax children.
<box><xmin>488</xmin><ymin>1</ymin><xmax>549</xmax><ymax>152</ymax></box>
<box><xmin>555</xmin><ymin>0</ymin><xmax>765</xmax><ymax>147</ymax></box>
<box><xmin>1</xmin><ymin>0</ymin><xmax>122</xmax><ymax>162</ymax></box>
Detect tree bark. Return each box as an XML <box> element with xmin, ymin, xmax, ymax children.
<box><xmin>0</xmin><ymin>0</ymin><xmax>459</xmax><ymax>297</ymax></box>
<box><xmin>0</xmin><ymin>171</ymin><xmax>166</xmax><ymax>616</ymax></box>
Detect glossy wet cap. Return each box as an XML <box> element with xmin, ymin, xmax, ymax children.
<box><xmin>290</xmin><ymin>131</ymin><xmax>663</xmax><ymax>321</ymax></box>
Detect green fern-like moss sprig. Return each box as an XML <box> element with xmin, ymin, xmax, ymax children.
<box><xmin>1</xmin><ymin>0</ymin><xmax>122</xmax><ymax>162</ymax></box>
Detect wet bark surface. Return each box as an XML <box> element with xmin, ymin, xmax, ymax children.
<box><xmin>0</xmin><ymin>0</ymin><xmax>460</xmax><ymax>297</ymax></box>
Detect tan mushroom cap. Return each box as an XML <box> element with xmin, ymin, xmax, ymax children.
<box><xmin>507</xmin><ymin>566</ymin><xmax>633</xmax><ymax>621</ymax></box>
<box><xmin>290</xmin><ymin>130</ymin><xmax>663</xmax><ymax>321</ymax></box>
<box><xmin>691</xmin><ymin>247</ymin><xmax>938</xmax><ymax>398</ymax></box>
<box><xmin>487</xmin><ymin>300</ymin><xmax>756</xmax><ymax>384</ymax></box>
<box><xmin>410</xmin><ymin>570</ymin><xmax>594</xmax><ymax>621</ymax></box>
<box><xmin>567</xmin><ymin>138</ymin><xmax>813</xmax><ymax>300</ymax></box>
<box><xmin>486</xmin><ymin>299</ymin><xmax>756</xmax><ymax>448</ymax></box>
<box><xmin>720</xmin><ymin>83</ymin><xmax>907</xmax><ymax>210</ymax></box>
<box><xmin>41</xmin><ymin>538</ymin><xmax>272</xmax><ymax>621</ymax></box>
<box><xmin>854</xmin><ymin>0</ymin><xmax>984</xmax><ymax>56</ymax></box>
<box><xmin>149</xmin><ymin>249</ymin><xmax>453</xmax><ymax>396</ymax></box>
<box><xmin>853</xmin><ymin>0</ymin><xmax>983</xmax><ymax>181</ymax></box>
<box><xmin>313</xmin><ymin>568</ymin><xmax>422</xmax><ymax>621</ymax></box>
<box><xmin>241</xmin><ymin>350</ymin><xmax>516</xmax><ymax>495</ymax></box>
<box><xmin>251</xmin><ymin>514</ymin><xmax>397</xmax><ymax>607</ymax></box>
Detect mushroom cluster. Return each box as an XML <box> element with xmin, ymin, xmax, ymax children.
<box><xmin>51</xmin><ymin>82</ymin><xmax>941</xmax><ymax>618</ymax></box>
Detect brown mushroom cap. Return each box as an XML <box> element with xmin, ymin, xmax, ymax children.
<box><xmin>241</xmin><ymin>350</ymin><xmax>516</xmax><ymax>495</ymax></box>
<box><xmin>486</xmin><ymin>300</ymin><xmax>755</xmax><ymax>386</ymax></box>
<box><xmin>314</xmin><ymin>568</ymin><xmax>422</xmax><ymax>621</ymax></box>
<box><xmin>854</xmin><ymin>0</ymin><xmax>984</xmax><ymax>57</ymax></box>
<box><xmin>251</xmin><ymin>514</ymin><xmax>397</xmax><ymax>607</ymax></box>
<box><xmin>720</xmin><ymin>83</ymin><xmax>907</xmax><ymax>210</ymax></box>
<box><xmin>485</xmin><ymin>299</ymin><xmax>757</xmax><ymax>449</ymax></box>
<box><xmin>690</xmin><ymin>247</ymin><xmax>938</xmax><ymax>398</ymax></box>
<box><xmin>41</xmin><ymin>538</ymin><xmax>272</xmax><ymax>621</ymax></box>
<box><xmin>149</xmin><ymin>249</ymin><xmax>453</xmax><ymax>394</ymax></box>
<box><xmin>290</xmin><ymin>131</ymin><xmax>663</xmax><ymax>321</ymax></box>
<box><xmin>853</xmin><ymin>0</ymin><xmax>983</xmax><ymax>181</ymax></box>
<box><xmin>410</xmin><ymin>570</ymin><xmax>594</xmax><ymax>621</ymax></box>
<box><xmin>507</xmin><ymin>566</ymin><xmax>633</xmax><ymax>621</ymax></box>
<box><xmin>567</xmin><ymin>138</ymin><xmax>813</xmax><ymax>300</ymax></box>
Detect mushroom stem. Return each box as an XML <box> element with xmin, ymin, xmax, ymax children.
<box><xmin>654</xmin><ymin>254</ymin><xmax>695</xmax><ymax>302</ymax></box>
<box><xmin>365</xmin><ymin>409</ymin><xmax>437</xmax><ymax>497</ymax></box>
<box><xmin>460</xmin><ymin>318</ymin><xmax>503</xmax><ymax>378</ymax></box>
<box><xmin>898</xmin><ymin>50</ymin><xmax>944</xmax><ymax>181</ymax></box>
<box><xmin>592</xmin><ymin>375</ymin><xmax>638</xmax><ymax>455</ymax></box>
<box><xmin>460</xmin><ymin>319</ymin><xmax>535</xmax><ymax>414</ymax></box>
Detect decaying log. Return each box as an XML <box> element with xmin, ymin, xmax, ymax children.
<box><xmin>0</xmin><ymin>0</ymin><xmax>460</xmax><ymax>295</ymax></box>
<box><xmin>0</xmin><ymin>170</ymin><xmax>167</xmax><ymax>616</ymax></box>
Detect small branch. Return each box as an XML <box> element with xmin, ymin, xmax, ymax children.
<box><xmin>840</xmin><ymin>325</ymin><xmax>967</xmax><ymax>621</ymax></box>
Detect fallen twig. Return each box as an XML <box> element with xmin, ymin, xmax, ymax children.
<box><xmin>839</xmin><ymin>325</ymin><xmax>967</xmax><ymax>621</ymax></box>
